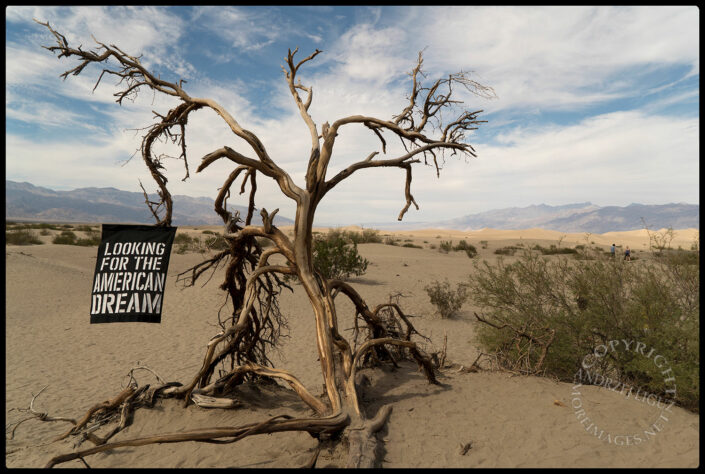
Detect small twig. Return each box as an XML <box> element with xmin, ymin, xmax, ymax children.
<box><xmin>459</xmin><ymin>441</ymin><xmax>473</xmax><ymax>455</ymax></box>
<box><xmin>7</xmin><ymin>385</ymin><xmax>76</xmax><ymax>439</ymax></box>
<box><xmin>438</xmin><ymin>332</ymin><xmax>448</xmax><ymax>369</ymax></box>
<box><xmin>125</xmin><ymin>365</ymin><xmax>166</xmax><ymax>386</ymax></box>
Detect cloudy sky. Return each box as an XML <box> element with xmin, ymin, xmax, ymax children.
<box><xmin>5</xmin><ymin>6</ymin><xmax>699</xmax><ymax>225</ymax></box>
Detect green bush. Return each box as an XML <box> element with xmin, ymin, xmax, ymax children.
<box><xmin>384</xmin><ymin>236</ymin><xmax>399</xmax><ymax>246</ymax></box>
<box><xmin>469</xmin><ymin>248</ymin><xmax>699</xmax><ymax>411</ymax></box>
<box><xmin>306</xmin><ymin>232</ymin><xmax>369</xmax><ymax>280</ymax></box>
<box><xmin>424</xmin><ymin>279</ymin><xmax>469</xmax><ymax>319</ymax></box>
<box><xmin>313</xmin><ymin>233</ymin><xmax>369</xmax><ymax>280</ymax></box>
<box><xmin>6</xmin><ymin>229</ymin><xmax>42</xmax><ymax>245</ymax></box>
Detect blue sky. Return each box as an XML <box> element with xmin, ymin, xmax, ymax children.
<box><xmin>5</xmin><ymin>6</ymin><xmax>699</xmax><ymax>225</ymax></box>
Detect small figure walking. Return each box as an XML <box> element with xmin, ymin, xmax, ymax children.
<box><xmin>610</xmin><ymin>243</ymin><xmax>616</xmax><ymax>258</ymax></box>
<box><xmin>624</xmin><ymin>246</ymin><xmax>631</xmax><ymax>261</ymax></box>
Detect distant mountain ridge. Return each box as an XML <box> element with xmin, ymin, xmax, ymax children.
<box><xmin>5</xmin><ymin>180</ymin><xmax>294</xmax><ymax>227</ymax></box>
<box><xmin>363</xmin><ymin>202</ymin><xmax>699</xmax><ymax>233</ymax></box>
<box><xmin>6</xmin><ymin>181</ymin><xmax>698</xmax><ymax>233</ymax></box>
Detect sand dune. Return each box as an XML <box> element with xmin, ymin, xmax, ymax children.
<box><xmin>5</xmin><ymin>227</ymin><xmax>699</xmax><ymax>467</ymax></box>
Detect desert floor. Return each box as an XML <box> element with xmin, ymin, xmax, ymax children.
<box><xmin>5</xmin><ymin>225</ymin><xmax>700</xmax><ymax>468</ymax></box>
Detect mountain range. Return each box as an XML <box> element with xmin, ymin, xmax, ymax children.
<box><xmin>5</xmin><ymin>180</ymin><xmax>293</xmax><ymax>227</ymax></box>
<box><xmin>5</xmin><ymin>180</ymin><xmax>699</xmax><ymax>233</ymax></box>
<box><xmin>367</xmin><ymin>202</ymin><xmax>699</xmax><ymax>233</ymax></box>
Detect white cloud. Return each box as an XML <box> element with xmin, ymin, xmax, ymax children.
<box><xmin>5</xmin><ymin>6</ymin><xmax>699</xmax><ymax>225</ymax></box>
<box><xmin>189</xmin><ymin>7</ymin><xmax>282</xmax><ymax>52</ymax></box>
<box><xmin>342</xmin><ymin>6</ymin><xmax>700</xmax><ymax>113</ymax></box>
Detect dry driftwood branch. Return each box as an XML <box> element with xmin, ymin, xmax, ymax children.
<box><xmin>55</xmin><ymin>386</ymin><xmax>136</xmax><ymax>441</ymax></box>
<box><xmin>45</xmin><ymin>412</ymin><xmax>350</xmax><ymax>468</ymax></box>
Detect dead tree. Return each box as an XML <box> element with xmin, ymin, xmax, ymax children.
<box><xmin>36</xmin><ymin>19</ymin><xmax>494</xmax><ymax>468</ymax></box>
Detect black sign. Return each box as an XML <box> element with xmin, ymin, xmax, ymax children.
<box><xmin>90</xmin><ymin>224</ymin><xmax>177</xmax><ymax>323</ymax></box>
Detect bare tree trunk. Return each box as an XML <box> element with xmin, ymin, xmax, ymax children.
<box><xmin>35</xmin><ymin>20</ymin><xmax>492</xmax><ymax>467</ymax></box>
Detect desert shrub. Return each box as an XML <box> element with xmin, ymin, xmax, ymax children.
<box><xmin>454</xmin><ymin>240</ymin><xmax>478</xmax><ymax>258</ymax></box>
<box><xmin>357</xmin><ymin>228</ymin><xmax>383</xmax><ymax>244</ymax></box>
<box><xmin>437</xmin><ymin>239</ymin><xmax>477</xmax><ymax>257</ymax></box>
<box><xmin>402</xmin><ymin>243</ymin><xmax>423</xmax><ymax>249</ymax></box>
<box><xmin>324</xmin><ymin>228</ymin><xmax>383</xmax><ymax>245</ymax></box>
<box><xmin>383</xmin><ymin>236</ymin><xmax>399</xmax><ymax>246</ymax></box>
<box><xmin>6</xmin><ymin>229</ymin><xmax>42</xmax><ymax>245</ymax></box>
<box><xmin>469</xmin><ymin>248</ymin><xmax>699</xmax><ymax>411</ymax></box>
<box><xmin>40</xmin><ymin>229</ymin><xmax>51</xmax><ymax>236</ymax></box>
<box><xmin>74</xmin><ymin>236</ymin><xmax>101</xmax><ymax>246</ymax></box>
<box><xmin>174</xmin><ymin>233</ymin><xmax>195</xmax><ymax>244</ymax></box>
<box><xmin>8</xmin><ymin>222</ymin><xmax>64</xmax><ymax>231</ymax></box>
<box><xmin>174</xmin><ymin>233</ymin><xmax>196</xmax><ymax>253</ymax></box>
<box><xmin>75</xmin><ymin>225</ymin><xmax>94</xmax><ymax>232</ymax></box>
<box><xmin>439</xmin><ymin>240</ymin><xmax>453</xmax><ymax>253</ymax></box>
<box><xmin>75</xmin><ymin>228</ymin><xmax>101</xmax><ymax>246</ymax></box>
<box><xmin>204</xmin><ymin>234</ymin><xmax>230</xmax><ymax>251</ymax></box>
<box><xmin>532</xmin><ymin>244</ymin><xmax>578</xmax><ymax>255</ymax></box>
<box><xmin>494</xmin><ymin>246</ymin><xmax>519</xmax><ymax>256</ymax></box>
<box><xmin>480</xmin><ymin>240</ymin><xmax>488</xmax><ymax>249</ymax></box>
<box><xmin>174</xmin><ymin>232</ymin><xmax>230</xmax><ymax>253</ymax></box>
<box><xmin>424</xmin><ymin>279</ymin><xmax>469</xmax><ymax>319</ymax></box>
<box><xmin>653</xmin><ymin>248</ymin><xmax>698</xmax><ymax>265</ymax></box>
<box><xmin>52</xmin><ymin>230</ymin><xmax>77</xmax><ymax>245</ymax></box>
<box><xmin>51</xmin><ymin>229</ymin><xmax>100</xmax><ymax>246</ymax></box>
<box><xmin>313</xmin><ymin>233</ymin><xmax>369</xmax><ymax>280</ymax></box>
